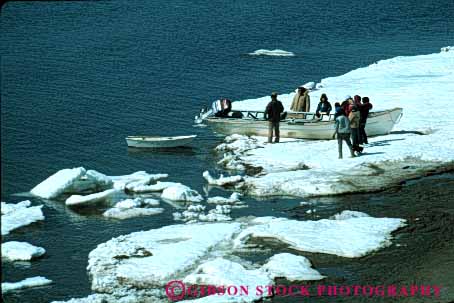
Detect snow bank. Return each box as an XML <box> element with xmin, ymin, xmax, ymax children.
<box><xmin>203</xmin><ymin>171</ymin><xmax>243</xmax><ymax>186</ymax></box>
<box><xmin>2</xmin><ymin>241</ymin><xmax>45</xmax><ymax>261</ymax></box>
<box><xmin>65</xmin><ymin>189</ymin><xmax>118</xmax><ymax>206</ymax></box>
<box><xmin>2</xmin><ymin>276</ymin><xmax>52</xmax><ymax>294</ymax></box>
<box><xmin>1</xmin><ymin>201</ymin><xmax>45</xmax><ymax>235</ymax></box>
<box><xmin>103</xmin><ymin>207</ymin><xmax>164</xmax><ymax>220</ymax></box>
<box><xmin>161</xmin><ymin>184</ymin><xmax>203</xmax><ymax>202</ymax></box>
<box><xmin>248</xmin><ymin>49</ymin><xmax>295</xmax><ymax>57</ymax></box>
<box><xmin>233</xmin><ymin>215</ymin><xmax>405</xmax><ymax>258</ymax></box>
<box><xmin>228</xmin><ymin>49</ymin><xmax>454</xmax><ymax>197</ymax></box>
<box><xmin>30</xmin><ymin>167</ymin><xmax>86</xmax><ymax>199</ymax></box>
<box><xmin>262</xmin><ymin>253</ymin><xmax>324</xmax><ymax>281</ymax></box>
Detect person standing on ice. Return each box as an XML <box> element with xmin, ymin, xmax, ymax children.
<box><xmin>348</xmin><ymin>105</ymin><xmax>363</xmax><ymax>154</ymax></box>
<box><xmin>290</xmin><ymin>86</ymin><xmax>310</xmax><ymax>112</ymax></box>
<box><xmin>359</xmin><ymin>96</ymin><xmax>373</xmax><ymax>144</ymax></box>
<box><xmin>341</xmin><ymin>95</ymin><xmax>354</xmax><ymax>116</ymax></box>
<box><xmin>265</xmin><ymin>92</ymin><xmax>284</xmax><ymax>143</ymax></box>
<box><xmin>333</xmin><ymin>109</ymin><xmax>355</xmax><ymax>159</ymax></box>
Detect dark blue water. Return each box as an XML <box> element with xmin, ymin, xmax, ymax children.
<box><xmin>1</xmin><ymin>0</ymin><xmax>453</xmax><ymax>302</ymax></box>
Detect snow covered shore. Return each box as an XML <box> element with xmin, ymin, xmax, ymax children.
<box><xmin>53</xmin><ymin>212</ymin><xmax>403</xmax><ymax>302</ymax></box>
<box><xmin>223</xmin><ymin>48</ymin><xmax>454</xmax><ymax>197</ymax></box>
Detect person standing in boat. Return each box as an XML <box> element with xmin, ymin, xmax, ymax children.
<box><xmin>290</xmin><ymin>86</ymin><xmax>310</xmax><ymax>112</ymax></box>
<box><xmin>358</xmin><ymin>96</ymin><xmax>373</xmax><ymax>144</ymax></box>
<box><xmin>265</xmin><ymin>92</ymin><xmax>284</xmax><ymax>143</ymax></box>
<box><xmin>315</xmin><ymin>93</ymin><xmax>332</xmax><ymax>118</ymax></box>
<box><xmin>333</xmin><ymin>109</ymin><xmax>355</xmax><ymax>159</ymax></box>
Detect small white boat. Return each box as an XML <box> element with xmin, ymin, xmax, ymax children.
<box><xmin>126</xmin><ymin>135</ymin><xmax>197</xmax><ymax>148</ymax></box>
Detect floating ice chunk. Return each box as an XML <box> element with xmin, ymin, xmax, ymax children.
<box><xmin>262</xmin><ymin>253</ymin><xmax>324</xmax><ymax>281</ymax></box>
<box><xmin>2</xmin><ymin>241</ymin><xmax>46</xmax><ymax>261</ymax></box>
<box><xmin>103</xmin><ymin>207</ymin><xmax>164</xmax><ymax>220</ymax></box>
<box><xmin>109</xmin><ymin>171</ymin><xmax>168</xmax><ymax>191</ymax></box>
<box><xmin>1</xmin><ymin>203</ymin><xmax>44</xmax><ymax>236</ymax></box>
<box><xmin>331</xmin><ymin>210</ymin><xmax>370</xmax><ymax>220</ymax></box>
<box><xmin>129</xmin><ymin>181</ymin><xmax>181</xmax><ymax>193</ymax></box>
<box><xmin>161</xmin><ymin>184</ymin><xmax>203</xmax><ymax>202</ymax></box>
<box><xmin>1</xmin><ymin>200</ymin><xmax>31</xmax><ymax>215</ymax></box>
<box><xmin>30</xmin><ymin>167</ymin><xmax>86</xmax><ymax>199</ymax></box>
<box><xmin>2</xmin><ymin>276</ymin><xmax>52</xmax><ymax>294</ymax></box>
<box><xmin>234</xmin><ymin>215</ymin><xmax>406</xmax><ymax>258</ymax></box>
<box><xmin>203</xmin><ymin>171</ymin><xmax>243</xmax><ymax>186</ymax></box>
<box><xmin>248</xmin><ymin>49</ymin><xmax>295</xmax><ymax>57</ymax></box>
<box><xmin>210</xmin><ymin>205</ymin><xmax>232</xmax><ymax>215</ymax></box>
<box><xmin>65</xmin><ymin>189</ymin><xmax>117</xmax><ymax>206</ymax></box>
<box><xmin>183</xmin><ymin>258</ymin><xmax>272</xmax><ymax>302</ymax></box>
<box><xmin>187</xmin><ymin>205</ymin><xmax>206</xmax><ymax>212</ymax></box>
<box><xmin>87</xmin><ymin>223</ymin><xmax>242</xmax><ymax>296</ymax></box>
<box><xmin>142</xmin><ymin>198</ymin><xmax>160</xmax><ymax>206</ymax></box>
<box><xmin>197</xmin><ymin>213</ymin><xmax>232</xmax><ymax>222</ymax></box>
<box><xmin>114</xmin><ymin>198</ymin><xmax>142</xmax><ymax>209</ymax></box>
<box><xmin>207</xmin><ymin>192</ymin><xmax>242</xmax><ymax>205</ymax></box>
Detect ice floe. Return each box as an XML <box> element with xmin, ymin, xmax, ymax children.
<box><xmin>2</xmin><ymin>276</ymin><xmax>52</xmax><ymax>294</ymax></box>
<box><xmin>207</xmin><ymin>192</ymin><xmax>244</xmax><ymax>206</ymax></box>
<box><xmin>262</xmin><ymin>253</ymin><xmax>324</xmax><ymax>281</ymax></box>
<box><xmin>1</xmin><ymin>200</ymin><xmax>31</xmax><ymax>215</ymax></box>
<box><xmin>87</xmin><ymin>222</ymin><xmax>242</xmax><ymax>298</ymax></box>
<box><xmin>248</xmin><ymin>49</ymin><xmax>295</xmax><ymax>57</ymax></box>
<box><xmin>330</xmin><ymin>210</ymin><xmax>370</xmax><ymax>220</ymax></box>
<box><xmin>161</xmin><ymin>184</ymin><xmax>203</xmax><ymax>202</ymax></box>
<box><xmin>103</xmin><ymin>207</ymin><xmax>164</xmax><ymax>220</ymax></box>
<box><xmin>233</xmin><ymin>215</ymin><xmax>405</xmax><ymax>258</ymax></box>
<box><xmin>66</xmin><ymin>189</ymin><xmax>118</xmax><ymax>206</ymax></box>
<box><xmin>31</xmin><ymin>167</ymin><xmax>86</xmax><ymax>199</ymax></box>
<box><xmin>174</xmin><ymin>204</ymin><xmax>232</xmax><ymax>223</ymax></box>
<box><xmin>203</xmin><ymin>171</ymin><xmax>243</xmax><ymax>186</ymax></box>
<box><xmin>79</xmin><ymin>212</ymin><xmax>402</xmax><ymax>302</ymax></box>
<box><xmin>110</xmin><ymin>171</ymin><xmax>168</xmax><ymax>191</ymax></box>
<box><xmin>2</xmin><ymin>241</ymin><xmax>46</xmax><ymax>261</ymax></box>
<box><xmin>1</xmin><ymin>201</ymin><xmax>45</xmax><ymax>235</ymax></box>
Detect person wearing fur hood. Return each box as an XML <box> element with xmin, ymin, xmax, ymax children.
<box><xmin>290</xmin><ymin>86</ymin><xmax>310</xmax><ymax>112</ymax></box>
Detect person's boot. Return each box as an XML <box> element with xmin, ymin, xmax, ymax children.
<box><xmin>350</xmin><ymin>148</ymin><xmax>356</xmax><ymax>158</ymax></box>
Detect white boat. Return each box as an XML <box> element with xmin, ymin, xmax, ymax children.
<box><xmin>201</xmin><ymin>108</ymin><xmax>403</xmax><ymax>140</ymax></box>
<box><xmin>126</xmin><ymin>135</ymin><xmax>197</xmax><ymax>148</ymax></box>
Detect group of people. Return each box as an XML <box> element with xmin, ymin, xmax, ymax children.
<box><xmin>332</xmin><ymin>95</ymin><xmax>373</xmax><ymax>158</ymax></box>
<box><xmin>265</xmin><ymin>90</ymin><xmax>373</xmax><ymax>159</ymax></box>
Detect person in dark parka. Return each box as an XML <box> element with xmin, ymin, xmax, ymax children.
<box><xmin>359</xmin><ymin>96</ymin><xmax>373</xmax><ymax>144</ymax></box>
<box><xmin>265</xmin><ymin>92</ymin><xmax>284</xmax><ymax>143</ymax></box>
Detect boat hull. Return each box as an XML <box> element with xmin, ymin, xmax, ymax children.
<box><xmin>126</xmin><ymin>135</ymin><xmax>196</xmax><ymax>148</ymax></box>
<box><xmin>206</xmin><ymin>108</ymin><xmax>403</xmax><ymax>140</ymax></box>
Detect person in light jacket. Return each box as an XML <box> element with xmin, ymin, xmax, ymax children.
<box><xmin>333</xmin><ymin>109</ymin><xmax>355</xmax><ymax>159</ymax></box>
<box><xmin>290</xmin><ymin>86</ymin><xmax>310</xmax><ymax>112</ymax></box>
<box><xmin>348</xmin><ymin>105</ymin><xmax>363</xmax><ymax>154</ymax></box>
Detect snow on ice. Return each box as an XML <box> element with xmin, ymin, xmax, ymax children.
<box><xmin>2</xmin><ymin>276</ymin><xmax>52</xmax><ymax>294</ymax></box>
<box><xmin>2</xmin><ymin>241</ymin><xmax>46</xmax><ymax>261</ymax></box>
<box><xmin>1</xmin><ymin>201</ymin><xmax>45</xmax><ymax>235</ymax></box>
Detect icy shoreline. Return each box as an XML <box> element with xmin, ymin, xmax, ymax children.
<box><xmin>219</xmin><ymin>48</ymin><xmax>454</xmax><ymax>198</ymax></box>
